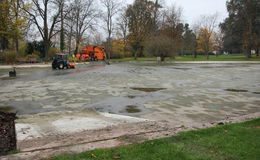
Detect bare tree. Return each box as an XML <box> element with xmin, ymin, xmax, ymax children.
<box><xmin>212</xmin><ymin>30</ymin><xmax>224</xmax><ymax>56</ymax></box>
<box><xmin>92</xmin><ymin>32</ymin><xmax>103</xmax><ymax>46</ymax></box>
<box><xmin>21</xmin><ymin>0</ymin><xmax>64</xmax><ymax>58</ymax></box>
<box><xmin>10</xmin><ymin>0</ymin><xmax>21</xmax><ymax>54</ymax></box>
<box><xmin>160</xmin><ymin>5</ymin><xmax>184</xmax><ymax>57</ymax></box>
<box><xmin>100</xmin><ymin>0</ymin><xmax>121</xmax><ymax>61</ymax></box>
<box><xmin>69</xmin><ymin>0</ymin><xmax>98</xmax><ymax>54</ymax></box>
<box><xmin>144</xmin><ymin>34</ymin><xmax>174</xmax><ymax>61</ymax></box>
<box><xmin>63</xmin><ymin>1</ymin><xmax>74</xmax><ymax>54</ymax></box>
<box><xmin>59</xmin><ymin>0</ymin><xmax>65</xmax><ymax>52</ymax></box>
<box><xmin>64</xmin><ymin>8</ymin><xmax>75</xmax><ymax>55</ymax></box>
<box><xmin>116</xmin><ymin>8</ymin><xmax>128</xmax><ymax>53</ymax></box>
<box><xmin>194</xmin><ymin>13</ymin><xmax>219</xmax><ymax>59</ymax></box>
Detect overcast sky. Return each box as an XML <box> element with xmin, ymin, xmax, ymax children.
<box><xmin>125</xmin><ymin>0</ymin><xmax>228</xmax><ymax>25</ymax></box>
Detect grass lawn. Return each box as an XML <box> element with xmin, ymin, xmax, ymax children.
<box><xmin>110</xmin><ymin>54</ymin><xmax>260</xmax><ymax>62</ymax></box>
<box><xmin>51</xmin><ymin>118</ymin><xmax>260</xmax><ymax>160</ymax></box>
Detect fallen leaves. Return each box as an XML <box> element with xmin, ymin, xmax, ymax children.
<box><xmin>248</xmin><ymin>126</ymin><xmax>260</xmax><ymax>129</ymax></box>
<box><xmin>112</xmin><ymin>155</ymin><xmax>121</xmax><ymax>159</ymax></box>
<box><xmin>91</xmin><ymin>154</ymin><xmax>97</xmax><ymax>158</ymax></box>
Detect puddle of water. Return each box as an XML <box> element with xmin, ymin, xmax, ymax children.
<box><xmin>0</xmin><ymin>76</ymin><xmax>17</xmax><ymax>80</ymax></box>
<box><xmin>131</xmin><ymin>87</ymin><xmax>166</xmax><ymax>92</ymax></box>
<box><xmin>127</xmin><ymin>95</ymin><xmax>136</xmax><ymax>99</ymax></box>
<box><xmin>0</xmin><ymin>106</ymin><xmax>16</xmax><ymax>113</ymax></box>
<box><xmin>125</xmin><ymin>105</ymin><xmax>141</xmax><ymax>113</ymax></box>
<box><xmin>172</xmin><ymin>67</ymin><xmax>191</xmax><ymax>71</ymax></box>
<box><xmin>224</xmin><ymin>89</ymin><xmax>248</xmax><ymax>92</ymax></box>
<box><xmin>53</xmin><ymin>64</ymin><xmax>106</xmax><ymax>76</ymax></box>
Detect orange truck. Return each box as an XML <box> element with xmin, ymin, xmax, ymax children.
<box><xmin>76</xmin><ymin>46</ymin><xmax>106</xmax><ymax>61</ymax></box>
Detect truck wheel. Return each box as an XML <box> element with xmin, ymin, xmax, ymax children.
<box><xmin>58</xmin><ymin>62</ymin><xmax>64</xmax><ymax>69</ymax></box>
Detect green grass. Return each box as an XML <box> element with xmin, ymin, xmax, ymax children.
<box><xmin>7</xmin><ymin>149</ymin><xmax>20</xmax><ymax>155</ymax></box>
<box><xmin>51</xmin><ymin>118</ymin><xmax>260</xmax><ymax>160</ymax></box>
<box><xmin>110</xmin><ymin>54</ymin><xmax>260</xmax><ymax>62</ymax></box>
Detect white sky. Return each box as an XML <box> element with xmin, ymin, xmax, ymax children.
<box><xmin>125</xmin><ymin>0</ymin><xmax>228</xmax><ymax>25</ymax></box>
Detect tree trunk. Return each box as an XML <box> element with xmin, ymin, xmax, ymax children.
<box><xmin>134</xmin><ymin>46</ymin><xmax>138</xmax><ymax>60</ymax></box>
<box><xmin>246</xmin><ymin>46</ymin><xmax>252</xmax><ymax>58</ymax></box>
<box><xmin>245</xmin><ymin>17</ymin><xmax>252</xmax><ymax>59</ymax></box>
<box><xmin>74</xmin><ymin>44</ymin><xmax>79</xmax><ymax>55</ymax></box>
<box><xmin>15</xmin><ymin>0</ymin><xmax>19</xmax><ymax>55</ymax></box>
<box><xmin>0</xmin><ymin>37</ymin><xmax>9</xmax><ymax>51</ymax></box>
<box><xmin>15</xmin><ymin>38</ymin><xmax>19</xmax><ymax>55</ymax></box>
<box><xmin>60</xmin><ymin>25</ymin><xmax>64</xmax><ymax>52</ymax></box>
<box><xmin>68</xmin><ymin>26</ymin><xmax>73</xmax><ymax>55</ymax></box>
<box><xmin>160</xmin><ymin>55</ymin><xmax>165</xmax><ymax>62</ymax></box>
<box><xmin>107</xmin><ymin>37</ymin><xmax>111</xmax><ymax>61</ymax></box>
<box><xmin>193</xmin><ymin>51</ymin><xmax>197</xmax><ymax>60</ymax></box>
<box><xmin>44</xmin><ymin>40</ymin><xmax>50</xmax><ymax>60</ymax></box>
<box><xmin>60</xmin><ymin>3</ymin><xmax>64</xmax><ymax>52</ymax></box>
<box><xmin>68</xmin><ymin>36</ymin><xmax>72</xmax><ymax>55</ymax></box>
<box><xmin>74</xmin><ymin>36</ymin><xmax>81</xmax><ymax>55</ymax></box>
<box><xmin>256</xmin><ymin>48</ymin><xmax>259</xmax><ymax>56</ymax></box>
<box><xmin>206</xmin><ymin>51</ymin><xmax>209</xmax><ymax>60</ymax></box>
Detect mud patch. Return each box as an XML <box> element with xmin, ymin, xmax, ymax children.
<box><xmin>224</xmin><ymin>89</ymin><xmax>248</xmax><ymax>92</ymax></box>
<box><xmin>125</xmin><ymin>105</ymin><xmax>141</xmax><ymax>113</ymax></box>
<box><xmin>131</xmin><ymin>87</ymin><xmax>166</xmax><ymax>92</ymax></box>
<box><xmin>118</xmin><ymin>134</ymin><xmax>147</xmax><ymax>144</ymax></box>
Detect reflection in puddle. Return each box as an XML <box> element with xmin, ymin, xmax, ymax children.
<box><xmin>125</xmin><ymin>105</ymin><xmax>141</xmax><ymax>113</ymax></box>
<box><xmin>224</xmin><ymin>89</ymin><xmax>248</xmax><ymax>92</ymax></box>
<box><xmin>172</xmin><ymin>67</ymin><xmax>191</xmax><ymax>71</ymax></box>
<box><xmin>127</xmin><ymin>95</ymin><xmax>136</xmax><ymax>99</ymax></box>
<box><xmin>53</xmin><ymin>64</ymin><xmax>106</xmax><ymax>76</ymax></box>
<box><xmin>0</xmin><ymin>106</ymin><xmax>16</xmax><ymax>112</ymax></box>
<box><xmin>0</xmin><ymin>76</ymin><xmax>17</xmax><ymax>80</ymax></box>
<box><xmin>131</xmin><ymin>87</ymin><xmax>166</xmax><ymax>92</ymax></box>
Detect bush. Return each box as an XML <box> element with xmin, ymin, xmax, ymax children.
<box><xmin>18</xmin><ymin>44</ymin><xmax>27</xmax><ymax>58</ymax></box>
<box><xmin>123</xmin><ymin>51</ymin><xmax>132</xmax><ymax>58</ymax></box>
<box><xmin>111</xmin><ymin>52</ymin><xmax>124</xmax><ymax>59</ymax></box>
<box><xmin>26</xmin><ymin>54</ymin><xmax>39</xmax><ymax>59</ymax></box>
<box><xmin>48</xmin><ymin>47</ymin><xmax>60</xmax><ymax>59</ymax></box>
<box><xmin>68</xmin><ymin>57</ymin><xmax>77</xmax><ymax>62</ymax></box>
<box><xmin>144</xmin><ymin>35</ymin><xmax>175</xmax><ymax>61</ymax></box>
<box><xmin>25</xmin><ymin>41</ymin><xmax>45</xmax><ymax>58</ymax></box>
<box><xmin>2</xmin><ymin>51</ymin><xmax>17</xmax><ymax>64</ymax></box>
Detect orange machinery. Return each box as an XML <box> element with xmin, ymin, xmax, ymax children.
<box><xmin>77</xmin><ymin>46</ymin><xmax>106</xmax><ymax>61</ymax></box>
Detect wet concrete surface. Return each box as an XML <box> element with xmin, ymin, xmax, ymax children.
<box><xmin>0</xmin><ymin>62</ymin><xmax>260</xmax><ymax>126</ymax></box>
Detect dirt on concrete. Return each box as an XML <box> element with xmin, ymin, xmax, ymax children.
<box><xmin>1</xmin><ymin>112</ymin><xmax>259</xmax><ymax>160</ymax></box>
